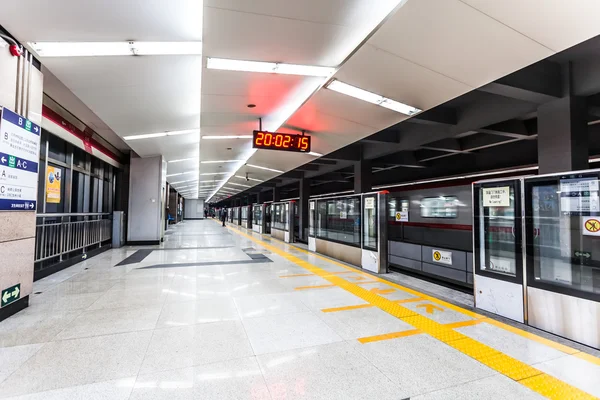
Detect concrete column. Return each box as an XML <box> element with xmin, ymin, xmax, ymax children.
<box><xmin>299</xmin><ymin>178</ymin><xmax>310</xmax><ymax>241</ymax></box>
<box><xmin>127</xmin><ymin>155</ymin><xmax>167</xmax><ymax>244</ymax></box>
<box><xmin>257</xmin><ymin>191</ymin><xmax>265</xmax><ymax>204</ymax></box>
<box><xmin>0</xmin><ymin>47</ymin><xmax>44</xmax><ymax>320</ymax></box>
<box><xmin>354</xmin><ymin>158</ymin><xmax>372</xmax><ymax>193</ymax></box>
<box><xmin>538</xmin><ymin>96</ymin><xmax>588</xmax><ymax>174</ymax></box>
<box><xmin>273</xmin><ymin>187</ymin><xmax>281</xmax><ymax>202</ymax></box>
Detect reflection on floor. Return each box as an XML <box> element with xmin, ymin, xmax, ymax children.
<box><xmin>0</xmin><ymin>220</ymin><xmax>599</xmax><ymax>399</ymax></box>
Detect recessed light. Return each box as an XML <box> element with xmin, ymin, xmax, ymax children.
<box><xmin>207</xmin><ymin>58</ymin><xmax>335</xmax><ymax>77</ymax></box>
<box><xmin>124</xmin><ymin>129</ymin><xmax>199</xmax><ymax>141</ymax></box>
<box><xmin>326</xmin><ymin>80</ymin><xmax>421</xmax><ymax>116</ymax></box>
<box><xmin>201</xmin><ymin>135</ymin><xmax>253</xmax><ymax>140</ymax></box>
<box><xmin>29</xmin><ymin>41</ymin><xmax>203</xmax><ymax>57</ymax></box>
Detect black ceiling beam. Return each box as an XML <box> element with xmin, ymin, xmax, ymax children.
<box><xmin>278</xmin><ymin>170</ymin><xmax>304</xmax><ymax>180</ymax></box>
<box><xmin>295</xmin><ymin>164</ymin><xmax>321</xmax><ymax>172</ymax></box>
<box><xmin>310</xmin><ymin>159</ymin><xmax>338</xmax><ymax>166</ymax></box>
<box><xmin>373</xmin><ymin>151</ymin><xmax>427</xmax><ymax>168</ymax></box>
<box><xmin>321</xmin><ymin>145</ymin><xmax>362</xmax><ymax>161</ymax></box>
<box><xmin>572</xmin><ymin>56</ymin><xmax>600</xmax><ymax>96</ymax></box>
<box><xmin>460</xmin><ymin>133</ymin><xmax>520</xmax><ymax>152</ymax></box>
<box><xmin>410</xmin><ymin>106</ymin><xmax>457</xmax><ymax>126</ymax></box>
<box><xmin>420</xmin><ymin>138</ymin><xmax>464</xmax><ymax>153</ymax></box>
<box><xmin>360</xmin><ymin>129</ymin><xmax>400</xmax><ymax>144</ymax></box>
<box><xmin>478</xmin><ymin>60</ymin><xmax>562</xmax><ymax>103</ymax></box>
<box><xmin>478</xmin><ymin>120</ymin><xmax>537</xmax><ymax>140</ymax></box>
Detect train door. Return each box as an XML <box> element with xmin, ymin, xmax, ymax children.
<box><xmin>473</xmin><ymin>179</ymin><xmax>525</xmax><ymax>322</ymax></box>
<box><xmin>265</xmin><ymin>204</ymin><xmax>271</xmax><ymax>234</ymax></box>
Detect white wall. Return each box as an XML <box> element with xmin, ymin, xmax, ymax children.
<box><xmin>127</xmin><ymin>155</ymin><xmax>164</xmax><ymax>242</ymax></box>
<box><xmin>184</xmin><ymin>199</ymin><xmax>205</xmax><ymax>219</ymax></box>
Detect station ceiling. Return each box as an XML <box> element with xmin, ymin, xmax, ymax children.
<box><xmin>1</xmin><ymin>0</ymin><xmax>600</xmax><ymax>200</ymax></box>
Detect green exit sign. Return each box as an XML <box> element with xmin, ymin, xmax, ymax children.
<box><xmin>1</xmin><ymin>284</ymin><xmax>20</xmax><ymax>307</ymax></box>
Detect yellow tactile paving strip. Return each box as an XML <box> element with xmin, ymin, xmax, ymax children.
<box><xmin>222</xmin><ymin>222</ymin><xmax>599</xmax><ymax>399</ymax></box>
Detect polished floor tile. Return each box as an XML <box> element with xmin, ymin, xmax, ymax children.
<box><xmin>155</xmin><ymin>298</ymin><xmax>240</xmax><ymax>328</ymax></box>
<box><xmin>0</xmin><ymin>309</ymin><xmax>82</xmax><ymax>347</ymax></box>
<box><xmin>534</xmin><ymin>355</ymin><xmax>600</xmax><ymax>398</ymax></box>
<box><xmin>457</xmin><ymin>322</ymin><xmax>567</xmax><ymax>365</ymax></box>
<box><xmin>87</xmin><ymin>287</ymin><xmax>168</xmax><ymax>310</ymax></box>
<box><xmin>55</xmin><ymin>305</ymin><xmax>162</xmax><ymax>340</ymax></box>
<box><xmin>411</xmin><ymin>374</ymin><xmax>545</xmax><ymax>399</ymax></box>
<box><xmin>234</xmin><ymin>292</ymin><xmax>309</xmax><ymax>319</ymax></box>
<box><xmin>400</xmin><ymin>299</ymin><xmax>474</xmax><ymax>324</ymax></box>
<box><xmin>140</xmin><ymin>321</ymin><xmax>254</xmax><ymax>374</ymax></box>
<box><xmin>242</xmin><ymin>311</ymin><xmax>343</xmax><ymax>355</ymax></box>
<box><xmin>0</xmin><ymin>343</ymin><xmax>43</xmax><ymax>384</ymax></box>
<box><xmin>317</xmin><ymin>306</ymin><xmax>415</xmax><ymax>340</ymax></box>
<box><xmin>2</xmin><ymin>377</ymin><xmax>136</xmax><ymax>400</ymax></box>
<box><xmin>295</xmin><ymin>287</ymin><xmax>367</xmax><ymax>310</ymax></box>
<box><xmin>258</xmin><ymin>342</ymin><xmax>402</xmax><ymax>400</ymax></box>
<box><xmin>131</xmin><ymin>357</ymin><xmax>270</xmax><ymax>400</ymax></box>
<box><xmin>0</xmin><ymin>331</ymin><xmax>152</xmax><ymax>398</ymax></box>
<box><xmin>355</xmin><ymin>335</ymin><xmax>496</xmax><ymax>398</ymax></box>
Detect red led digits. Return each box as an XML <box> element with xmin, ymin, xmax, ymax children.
<box><xmin>252</xmin><ymin>130</ymin><xmax>311</xmax><ymax>153</ymax></box>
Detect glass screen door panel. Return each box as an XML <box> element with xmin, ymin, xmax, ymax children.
<box><xmin>475</xmin><ymin>182</ymin><xmax>522</xmax><ymax>282</ymax></box>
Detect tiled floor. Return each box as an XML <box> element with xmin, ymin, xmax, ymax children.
<box><xmin>0</xmin><ymin>220</ymin><xmax>598</xmax><ymax>399</ymax></box>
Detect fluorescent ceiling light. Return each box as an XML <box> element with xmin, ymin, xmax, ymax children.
<box><xmin>200</xmin><ymin>172</ymin><xmax>228</xmax><ymax>176</ymax></box>
<box><xmin>28</xmin><ymin>41</ymin><xmax>202</xmax><ymax>57</ymax></box>
<box><xmin>200</xmin><ymin>160</ymin><xmax>242</xmax><ymax>164</ymax></box>
<box><xmin>124</xmin><ymin>129</ymin><xmax>199</xmax><ymax>141</ymax></box>
<box><xmin>326</xmin><ymin>80</ymin><xmax>421</xmax><ymax>116</ymax></box>
<box><xmin>201</xmin><ymin>135</ymin><xmax>253</xmax><ymax>140</ymax></box>
<box><xmin>308</xmin><ymin>152</ymin><xmax>323</xmax><ymax>157</ymax></box>
<box><xmin>167</xmin><ymin>170</ymin><xmax>196</xmax><ymax>178</ymax></box>
<box><xmin>207</xmin><ymin>58</ymin><xmax>335</xmax><ymax>77</ymax></box>
<box><xmin>170</xmin><ymin>179</ymin><xmax>198</xmax><ymax>185</ymax></box>
<box><xmin>169</xmin><ymin>157</ymin><xmax>198</xmax><ymax>163</ymax></box>
<box><xmin>235</xmin><ymin>175</ymin><xmax>262</xmax><ymax>182</ymax></box>
<box><xmin>246</xmin><ymin>164</ymin><xmax>283</xmax><ymax>173</ymax></box>
<box><xmin>228</xmin><ymin>182</ymin><xmax>251</xmax><ymax>188</ymax></box>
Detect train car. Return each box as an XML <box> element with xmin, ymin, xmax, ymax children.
<box><xmin>386</xmin><ymin>177</ymin><xmax>518</xmax><ymax>289</ymax></box>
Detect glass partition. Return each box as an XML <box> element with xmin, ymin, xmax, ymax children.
<box><xmin>272</xmin><ymin>203</ymin><xmax>289</xmax><ymax>231</ymax></box>
<box><xmin>253</xmin><ymin>205</ymin><xmax>262</xmax><ymax>225</ymax></box>
<box><xmin>241</xmin><ymin>206</ymin><xmax>248</xmax><ymax>221</ymax></box>
<box><xmin>363</xmin><ymin>195</ymin><xmax>378</xmax><ymax>250</ymax></box>
<box><xmin>474</xmin><ymin>181</ymin><xmax>522</xmax><ymax>281</ymax></box>
<box><xmin>315</xmin><ymin>196</ymin><xmax>360</xmax><ymax>247</ymax></box>
<box><xmin>525</xmin><ymin>172</ymin><xmax>600</xmax><ymax>300</ymax></box>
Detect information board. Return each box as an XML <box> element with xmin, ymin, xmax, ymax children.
<box><xmin>0</xmin><ymin>108</ymin><xmax>41</xmax><ymax>211</ymax></box>
<box><xmin>482</xmin><ymin>187</ymin><xmax>510</xmax><ymax>207</ymax></box>
<box><xmin>559</xmin><ymin>177</ymin><xmax>600</xmax><ymax>215</ymax></box>
<box><xmin>46</xmin><ymin>165</ymin><xmax>62</xmax><ymax>203</ymax></box>
<box><xmin>364</xmin><ymin>197</ymin><xmax>375</xmax><ymax>210</ymax></box>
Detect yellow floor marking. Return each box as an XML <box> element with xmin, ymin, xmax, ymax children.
<box><xmin>445</xmin><ymin>319</ymin><xmax>487</xmax><ymax>329</ymax></box>
<box><xmin>353</xmin><ymin>280</ymin><xmax>380</xmax><ymax>285</ymax></box>
<box><xmin>369</xmin><ymin>288</ymin><xmax>395</xmax><ymax>295</ymax></box>
<box><xmin>329</xmin><ymin>271</ymin><xmax>358</xmax><ymax>275</ymax></box>
<box><xmin>279</xmin><ymin>273</ymin><xmax>315</xmax><ymax>278</ymax></box>
<box><xmin>351</xmin><ymin>276</ymin><xmax>368</xmax><ymax>281</ymax></box>
<box><xmin>222</xmin><ymin>223</ymin><xmax>597</xmax><ymax>399</ymax></box>
<box><xmin>393</xmin><ymin>297</ymin><xmax>424</xmax><ymax>304</ymax></box>
<box><xmin>416</xmin><ymin>303</ymin><xmax>445</xmax><ymax>314</ymax></box>
<box><xmin>294</xmin><ymin>284</ymin><xmax>335</xmax><ymax>290</ymax></box>
<box><xmin>321</xmin><ymin>304</ymin><xmax>374</xmax><ymax>313</ymax></box>
<box><xmin>358</xmin><ymin>329</ymin><xmax>422</xmax><ymax>344</ymax></box>
<box><xmin>573</xmin><ymin>351</ymin><xmax>600</xmax><ymax>367</ymax></box>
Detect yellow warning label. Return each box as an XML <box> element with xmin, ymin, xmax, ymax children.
<box><xmin>433</xmin><ymin>251</ymin><xmax>442</xmax><ymax>261</ymax></box>
<box><xmin>585</xmin><ymin>219</ymin><xmax>600</xmax><ymax>233</ymax></box>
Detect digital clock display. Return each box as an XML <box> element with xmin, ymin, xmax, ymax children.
<box><xmin>252</xmin><ymin>130</ymin><xmax>311</xmax><ymax>153</ymax></box>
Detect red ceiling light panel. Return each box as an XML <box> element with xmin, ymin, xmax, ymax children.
<box><xmin>252</xmin><ymin>130</ymin><xmax>311</xmax><ymax>153</ymax></box>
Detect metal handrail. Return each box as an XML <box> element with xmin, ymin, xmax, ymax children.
<box><xmin>37</xmin><ymin>212</ymin><xmax>111</xmax><ymax>217</ymax></box>
<box><xmin>35</xmin><ymin>212</ymin><xmax>112</xmax><ymax>263</ymax></box>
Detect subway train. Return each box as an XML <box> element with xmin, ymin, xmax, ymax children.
<box><xmin>386</xmin><ymin>176</ymin><xmax>517</xmax><ymax>290</ymax></box>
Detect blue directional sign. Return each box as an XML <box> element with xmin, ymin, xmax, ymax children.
<box><xmin>0</xmin><ymin>107</ymin><xmax>41</xmax><ymax>211</ymax></box>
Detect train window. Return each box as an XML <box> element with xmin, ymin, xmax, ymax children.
<box><xmin>315</xmin><ymin>197</ymin><xmax>361</xmax><ymax>247</ymax></box>
<box><xmin>421</xmin><ymin>196</ymin><xmax>459</xmax><ymax>218</ymax></box>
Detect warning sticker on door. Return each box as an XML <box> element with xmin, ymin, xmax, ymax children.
<box><xmin>583</xmin><ymin>217</ymin><xmax>600</xmax><ymax>236</ymax></box>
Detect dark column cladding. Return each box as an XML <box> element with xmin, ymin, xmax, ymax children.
<box><xmin>299</xmin><ymin>178</ymin><xmax>310</xmax><ymax>241</ymax></box>
<box><xmin>257</xmin><ymin>191</ymin><xmax>265</xmax><ymax>204</ymax></box>
<box><xmin>273</xmin><ymin>187</ymin><xmax>281</xmax><ymax>202</ymax></box>
<box><xmin>354</xmin><ymin>158</ymin><xmax>372</xmax><ymax>193</ymax></box>
<box><xmin>537</xmin><ymin>96</ymin><xmax>588</xmax><ymax>174</ymax></box>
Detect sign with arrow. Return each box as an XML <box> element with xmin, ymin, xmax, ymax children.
<box><xmin>0</xmin><ymin>107</ymin><xmax>41</xmax><ymax>211</ymax></box>
<box><xmin>1</xmin><ymin>283</ymin><xmax>20</xmax><ymax>307</ymax></box>
<box><xmin>369</xmin><ymin>287</ymin><xmax>395</xmax><ymax>295</ymax></box>
<box><xmin>417</xmin><ymin>303</ymin><xmax>444</xmax><ymax>314</ymax></box>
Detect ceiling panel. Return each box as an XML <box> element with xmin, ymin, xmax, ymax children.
<box><xmin>461</xmin><ymin>0</ymin><xmax>600</xmax><ymax>52</ymax></box>
<box><xmin>369</xmin><ymin>0</ymin><xmax>553</xmax><ymax>88</ymax></box>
